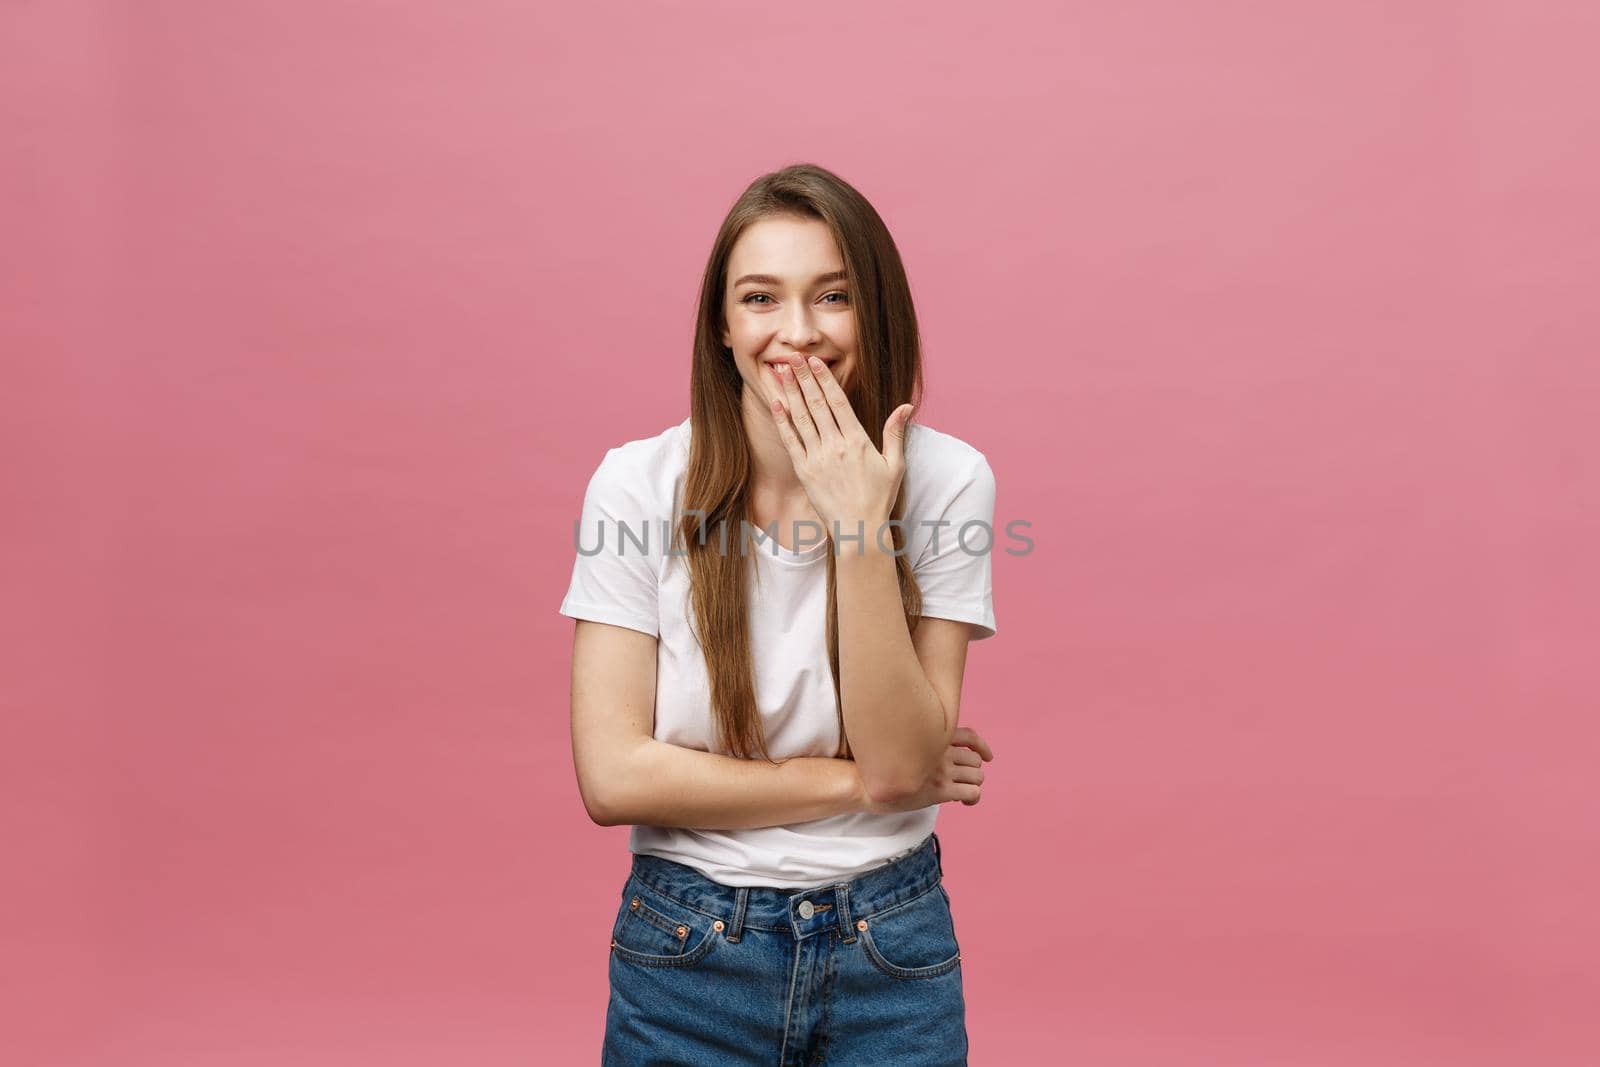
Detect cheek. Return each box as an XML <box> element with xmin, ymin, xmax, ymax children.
<box><xmin>728</xmin><ymin>317</ymin><xmax>774</xmax><ymax>349</ymax></box>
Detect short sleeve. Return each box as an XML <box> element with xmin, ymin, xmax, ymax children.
<box><xmin>558</xmin><ymin>450</ymin><xmax>662</xmax><ymax>638</ymax></box>
<box><xmin>913</xmin><ymin>454</ymin><xmax>997</xmax><ymax>641</ymax></box>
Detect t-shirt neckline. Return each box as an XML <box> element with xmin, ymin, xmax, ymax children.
<box><xmin>747</xmin><ymin>524</ymin><xmax>829</xmax><ymax>566</ymax></box>
<box><xmin>674</xmin><ymin>415</ymin><xmax>860</xmax><ymax>567</ymax></box>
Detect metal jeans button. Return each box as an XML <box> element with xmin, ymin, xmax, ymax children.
<box><xmin>797</xmin><ymin>900</ymin><xmax>815</xmax><ymax>919</ymax></box>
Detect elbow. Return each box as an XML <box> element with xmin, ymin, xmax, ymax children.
<box><xmin>859</xmin><ymin>773</ymin><xmax>919</xmax><ymax>808</ymax></box>
<box><xmin>579</xmin><ymin>778</ymin><xmax>630</xmax><ymax>827</ymax></box>
<box><xmin>859</xmin><ymin>742</ymin><xmax>947</xmax><ymax>807</ymax></box>
<box><xmin>584</xmin><ymin>796</ymin><xmax>620</xmax><ymax>827</ymax></box>
<box><xmin>576</xmin><ymin>739</ymin><xmax>652</xmax><ymax>827</ymax></box>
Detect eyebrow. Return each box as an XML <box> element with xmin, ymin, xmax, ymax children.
<box><xmin>731</xmin><ymin>269</ymin><xmax>849</xmax><ymax>288</ymax></box>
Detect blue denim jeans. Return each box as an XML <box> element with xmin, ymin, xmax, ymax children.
<box><xmin>603</xmin><ymin>832</ymin><xmax>968</xmax><ymax>1066</ymax></box>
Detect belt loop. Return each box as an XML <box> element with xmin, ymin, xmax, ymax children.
<box><xmin>726</xmin><ymin>887</ymin><xmax>749</xmax><ymax>943</ymax></box>
<box><xmin>932</xmin><ymin>831</ymin><xmax>943</xmax><ymax>875</ymax></box>
<box><xmin>836</xmin><ymin>882</ymin><xmax>856</xmax><ymax>944</ymax></box>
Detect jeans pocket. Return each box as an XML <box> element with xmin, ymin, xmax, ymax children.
<box><xmin>610</xmin><ymin>876</ymin><xmax>722</xmax><ymax>969</ymax></box>
<box><xmin>858</xmin><ymin>883</ymin><xmax>963</xmax><ymax>980</ymax></box>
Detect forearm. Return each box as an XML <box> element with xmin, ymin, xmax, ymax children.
<box><xmin>592</xmin><ymin>738</ymin><xmax>866</xmax><ymax>830</ymax></box>
<box><xmin>835</xmin><ymin>542</ymin><xmax>949</xmax><ymax>799</ymax></box>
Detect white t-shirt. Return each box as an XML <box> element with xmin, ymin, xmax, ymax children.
<box><xmin>559</xmin><ymin>415</ymin><xmax>997</xmax><ymax>887</ymax></box>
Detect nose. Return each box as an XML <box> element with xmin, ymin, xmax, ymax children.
<box><xmin>776</xmin><ymin>302</ymin><xmax>821</xmax><ymax>350</ymax></box>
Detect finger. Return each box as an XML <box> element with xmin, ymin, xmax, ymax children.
<box><xmin>767</xmin><ymin>394</ymin><xmax>808</xmax><ymax>466</ymax></box>
<box><xmin>804</xmin><ymin>356</ymin><xmax>865</xmax><ymax>444</ymax></box>
<box><xmin>882</xmin><ymin>404</ymin><xmax>913</xmax><ymax>473</ymax></box>
<box><xmin>949</xmin><ymin>747</ymin><xmax>982</xmax><ymax>768</ymax></box>
<box><xmin>952</xmin><ymin>726</ymin><xmax>994</xmax><ymax>761</ymax></box>
<box><xmin>950</xmin><ymin>765</ymin><xmax>985</xmax><ymax>785</ymax></box>
<box><xmin>790</xmin><ymin>355</ymin><xmax>842</xmax><ymax>443</ymax></box>
<box><xmin>777</xmin><ymin>360</ymin><xmax>820</xmax><ymax>449</ymax></box>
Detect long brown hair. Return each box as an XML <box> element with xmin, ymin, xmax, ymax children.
<box><xmin>675</xmin><ymin>162</ymin><xmax>926</xmax><ymax>762</ymax></box>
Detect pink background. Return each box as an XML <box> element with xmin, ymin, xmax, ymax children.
<box><xmin>5</xmin><ymin>1</ymin><xmax>1597</xmax><ymax>1064</ymax></box>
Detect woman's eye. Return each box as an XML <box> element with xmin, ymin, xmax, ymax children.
<box><xmin>740</xmin><ymin>292</ymin><xmax>848</xmax><ymax>306</ymax></box>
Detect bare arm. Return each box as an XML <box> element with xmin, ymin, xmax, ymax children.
<box><xmin>570</xmin><ymin>617</ymin><xmax>994</xmax><ymax>828</ymax></box>
<box><xmin>570</xmin><ymin>618</ymin><xmax>871</xmax><ymax>830</ymax></box>
<box><xmin>590</xmin><ymin>740</ymin><xmax>866</xmax><ymax>830</ymax></box>
<box><xmin>765</xmin><ymin>356</ymin><xmax>990</xmax><ymax>803</ymax></box>
<box><xmin>837</xmin><ymin>545</ymin><xmax>974</xmax><ymax>801</ymax></box>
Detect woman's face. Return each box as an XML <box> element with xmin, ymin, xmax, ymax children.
<box><xmin>721</xmin><ymin>215</ymin><xmax>858</xmax><ymax>410</ymax></box>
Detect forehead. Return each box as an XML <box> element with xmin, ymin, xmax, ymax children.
<box><xmin>726</xmin><ymin>216</ymin><xmax>843</xmax><ymax>281</ymax></box>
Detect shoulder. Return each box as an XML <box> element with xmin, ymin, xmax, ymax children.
<box><xmin>581</xmin><ymin>416</ymin><xmax>691</xmax><ymax>516</ymax></box>
<box><xmin>903</xmin><ymin>421</ymin><xmax>994</xmax><ymax>511</ymax></box>
<box><xmin>905</xmin><ymin>421</ymin><xmax>989</xmax><ymax>470</ymax></box>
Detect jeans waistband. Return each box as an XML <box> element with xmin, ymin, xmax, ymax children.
<box><xmin>627</xmin><ymin>832</ymin><xmax>946</xmax><ymax>945</ymax></box>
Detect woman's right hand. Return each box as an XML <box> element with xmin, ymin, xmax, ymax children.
<box><xmin>861</xmin><ymin>726</ymin><xmax>995</xmax><ymax>815</ymax></box>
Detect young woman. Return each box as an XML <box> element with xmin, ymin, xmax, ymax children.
<box><xmin>560</xmin><ymin>163</ymin><xmax>999</xmax><ymax>1066</ymax></box>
